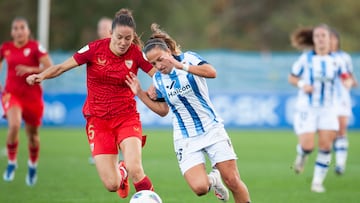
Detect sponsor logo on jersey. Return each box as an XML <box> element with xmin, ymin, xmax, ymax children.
<box><xmin>167</xmin><ymin>82</ymin><xmax>191</xmax><ymax>98</ymax></box>
<box><xmin>97</xmin><ymin>58</ymin><xmax>107</xmax><ymax>66</ymax></box>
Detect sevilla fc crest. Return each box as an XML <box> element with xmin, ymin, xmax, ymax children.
<box><xmin>125</xmin><ymin>60</ymin><xmax>133</xmax><ymax>69</ymax></box>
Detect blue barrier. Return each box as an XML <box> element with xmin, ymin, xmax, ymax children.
<box><xmin>1</xmin><ymin>92</ymin><xmax>358</xmax><ymax>129</ymax></box>
<box><xmin>0</xmin><ymin>50</ymin><xmax>359</xmax><ymax>129</ymax></box>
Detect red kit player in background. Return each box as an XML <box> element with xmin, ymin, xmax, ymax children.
<box><xmin>0</xmin><ymin>17</ymin><xmax>53</xmax><ymax>186</ymax></box>
<box><xmin>26</xmin><ymin>9</ymin><xmax>156</xmax><ymax>198</ymax></box>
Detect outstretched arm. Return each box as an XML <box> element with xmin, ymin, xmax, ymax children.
<box><xmin>125</xmin><ymin>72</ymin><xmax>169</xmax><ymax>117</ymax></box>
<box><xmin>26</xmin><ymin>57</ymin><xmax>79</xmax><ymax>85</ymax></box>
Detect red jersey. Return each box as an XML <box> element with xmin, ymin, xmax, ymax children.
<box><xmin>73</xmin><ymin>38</ymin><xmax>153</xmax><ymax>119</ymax></box>
<box><xmin>0</xmin><ymin>40</ymin><xmax>47</xmax><ymax>100</ymax></box>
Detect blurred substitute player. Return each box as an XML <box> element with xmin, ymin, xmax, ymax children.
<box><xmin>0</xmin><ymin>17</ymin><xmax>53</xmax><ymax>186</ymax></box>
<box><xmin>330</xmin><ymin>28</ymin><xmax>358</xmax><ymax>175</ymax></box>
<box><xmin>125</xmin><ymin>23</ymin><xmax>251</xmax><ymax>203</ymax></box>
<box><xmin>26</xmin><ymin>9</ymin><xmax>156</xmax><ymax>198</ymax></box>
<box><xmin>289</xmin><ymin>24</ymin><xmax>353</xmax><ymax>193</ymax></box>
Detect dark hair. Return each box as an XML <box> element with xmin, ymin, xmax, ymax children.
<box><xmin>290</xmin><ymin>26</ymin><xmax>314</xmax><ymax>50</ymax></box>
<box><xmin>112</xmin><ymin>8</ymin><xmax>142</xmax><ymax>47</ymax></box>
<box><xmin>290</xmin><ymin>24</ymin><xmax>331</xmax><ymax>50</ymax></box>
<box><xmin>143</xmin><ymin>38</ymin><xmax>169</xmax><ymax>54</ymax></box>
<box><xmin>144</xmin><ymin>23</ymin><xmax>181</xmax><ymax>55</ymax></box>
<box><xmin>330</xmin><ymin>27</ymin><xmax>341</xmax><ymax>50</ymax></box>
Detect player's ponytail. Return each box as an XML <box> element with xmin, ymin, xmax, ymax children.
<box><xmin>149</xmin><ymin>23</ymin><xmax>181</xmax><ymax>55</ymax></box>
<box><xmin>290</xmin><ymin>26</ymin><xmax>314</xmax><ymax>51</ymax></box>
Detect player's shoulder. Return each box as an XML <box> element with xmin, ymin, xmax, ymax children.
<box><xmin>89</xmin><ymin>38</ymin><xmax>110</xmax><ymax>49</ymax></box>
<box><xmin>0</xmin><ymin>41</ymin><xmax>13</xmax><ymax>49</ymax></box>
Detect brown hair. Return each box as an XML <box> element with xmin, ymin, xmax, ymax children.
<box><xmin>113</xmin><ymin>8</ymin><xmax>143</xmax><ymax>47</ymax></box>
<box><xmin>290</xmin><ymin>26</ymin><xmax>314</xmax><ymax>50</ymax></box>
<box><xmin>145</xmin><ymin>23</ymin><xmax>182</xmax><ymax>55</ymax></box>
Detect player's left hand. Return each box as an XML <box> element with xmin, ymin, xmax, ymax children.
<box><xmin>15</xmin><ymin>65</ymin><xmax>31</xmax><ymax>76</ymax></box>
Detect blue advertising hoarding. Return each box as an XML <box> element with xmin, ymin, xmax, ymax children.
<box><xmin>1</xmin><ymin>92</ymin><xmax>357</xmax><ymax>129</ymax></box>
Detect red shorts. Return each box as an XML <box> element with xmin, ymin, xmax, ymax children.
<box><xmin>1</xmin><ymin>92</ymin><xmax>44</xmax><ymax>127</ymax></box>
<box><xmin>85</xmin><ymin>113</ymin><xmax>143</xmax><ymax>156</ymax></box>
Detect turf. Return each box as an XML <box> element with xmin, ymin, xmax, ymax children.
<box><xmin>0</xmin><ymin>128</ymin><xmax>359</xmax><ymax>203</ymax></box>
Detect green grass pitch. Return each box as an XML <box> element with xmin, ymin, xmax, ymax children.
<box><xmin>0</xmin><ymin>128</ymin><xmax>359</xmax><ymax>203</ymax></box>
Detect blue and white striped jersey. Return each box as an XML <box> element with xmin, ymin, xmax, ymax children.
<box><xmin>333</xmin><ymin>50</ymin><xmax>353</xmax><ymax>100</ymax></box>
<box><xmin>153</xmin><ymin>51</ymin><xmax>223</xmax><ymax>141</ymax></box>
<box><xmin>291</xmin><ymin>50</ymin><xmax>348</xmax><ymax>108</ymax></box>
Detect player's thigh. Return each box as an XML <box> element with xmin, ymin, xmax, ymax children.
<box><xmin>94</xmin><ymin>154</ymin><xmax>119</xmax><ymax>184</ymax></box>
<box><xmin>216</xmin><ymin>159</ymin><xmax>241</xmax><ymax>181</ymax></box>
<box><xmin>184</xmin><ymin>163</ymin><xmax>209</xmax><ymax>190</ymax></box>
<box><xmin>298</xmin><ymin>132</ymin><xmax>316</xmax><ymax>149</ymax></box>
<box><xmin>318</xmin><ymin>130</ymin><xmax>336</xmax><ymax>151</ymax></box>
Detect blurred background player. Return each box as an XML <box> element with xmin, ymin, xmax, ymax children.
<box><xmin>289</xmin><ymin>24</ymin><xmax>353</xmax><ymax>193</ymax></box>
<box><xmin>26</xmin><ymin>8</ymin><xmax>156</xmax><ymax>198</ymax></box>
<box><xmin>125</xmin><ymin>23</ymin><xmax>251</xmax><ymax>203</ymax></box>
<box><xmin>0</xmin><ymin>17</ymin><xmax>53</xmax><ymax>186</ymax></box>
<box><xmin>330</xmin><ymin>28</ymin><xmax>358</xmax><ymax>175</ymax></box>
<box><xmin>97</xmin><ymin>17</ymin><xmax>112</xmax><ymax>39</ymax></box>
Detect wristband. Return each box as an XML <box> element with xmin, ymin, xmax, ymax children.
<box><xmin>182</xmin><ymin>63</ymin><xmax>190</xmax><ymax>72</ymax></box>
<box><xmin>297</xmin><ymin>80</ymin><xmax>305</xmax><ymax>88</ymax></box>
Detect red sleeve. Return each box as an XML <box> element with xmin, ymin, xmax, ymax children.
<box><xmin>134</xmin><ymin>45</ymin><xmax>153</xmax><ymax>73</ymax></box>
<box><xmin>32</xmin><ymin>41</ymin><xmax>48</xmax><ymax>60</ymax></box>
<box><xmin>0</xmin><ymin>42</ymin><xmax>7</xmax><ymax>61</ymax></box>
<box><xmin>73</xmin><ymin>43</ymin><xmax>95</xmax><ymax>65</ymax></box>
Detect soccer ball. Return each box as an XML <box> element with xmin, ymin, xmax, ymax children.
<box><xmin>129</xmin><ymin>190</ymin><xmax>162</xmax><ymax>203</ymax></box>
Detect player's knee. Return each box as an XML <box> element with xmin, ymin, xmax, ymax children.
<box><xmin>103</xmin><ymin>180</ymin><xmax>120</xmax><ymax>192</ymax></box>
<box><xmin>127</xmin><ymin>164</ymin><xmax>144</xmax><ymax>180</ymax></box>
<box><xmin>192</xmin><ymin>185</ymin><xmax>209</xmax><ymax>196</ymax></box>
<box><xmin>8</xmin><ymin>123</ymin><xmax>21</xmax><ymax>135</ymax></box>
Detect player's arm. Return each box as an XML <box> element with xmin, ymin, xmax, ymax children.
<box><xmin>26</xmin><ymin>57</ymin><xmax>79</xmax><ymax>85</ymax></box>
<box><xmin>125</xmin><ymin>72</ymin><xmax>169</xmax><ymax>117</ymax></box>
<box><xmin>15</xmin><ymin>54</ymin><xmax>53</xmax><ymax>76</ymax></box>
<box><xmin>350</xmin><ymin>73</ymin><xmax>358</xmax><ymax>87</ymax></box>
<box><xmin>340</xmin><ymin>73</ymin><xmax>354</xmax><ymax>89</ymax></box>
<box><xmin>166</xmin><ymin>55</ymin><xmax>216</xmax><ymax>78</ymax></box>
<box><xmin>147</xmin><ymin>67</ymin><xmax>157</xmax><ymax>77</ymax></box>
<box><xmin>288</xmin><ymin>73</ymin><xmax>313</xmax><ymax>93</ymax></box>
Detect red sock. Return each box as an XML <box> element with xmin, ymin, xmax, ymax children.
<box><xmin>7</xmin><ymin>141</ymin><xmax>18</xmax><ymax>162</ymax></box>
<box><xmin>134</xmin><ymin>176</ymin><xmax>154</xmax><ymax>192</ymax></box>
<box><xmin>29</xmin><ymin>144</ymin><xmax>40</xmax><ymax>164</ymax></box>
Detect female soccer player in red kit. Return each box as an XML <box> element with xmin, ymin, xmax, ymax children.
<box><xmin>1</xmin><ymin>17</ymin><xmax>53</xmax><ymax>186</ymax></box>
<box><xmin>26</xmin><ymin>9</ymin><xmax>156</xmax><ymax>198</ymax></box>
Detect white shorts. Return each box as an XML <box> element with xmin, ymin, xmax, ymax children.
<box><xmin>174</xmin><ymin>126</ymin><xmax>237</xmax><ymax>175</ymax></box>
<box><xmin>294</xmin><ymin>107</ymin><xmax>339</xmax><ymax>135</ymax></box>
<box><xmin>336</xmin><ymin>98</ymin><xmax>352</xmax><ymax>117</ymax></box>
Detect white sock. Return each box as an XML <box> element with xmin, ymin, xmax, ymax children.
<box><xmin>334</xmin><ymin>136</ymin><xmax>348</xmax><ymax>168</ymax></box>
<box><xmin>312</xmin><ymin>150</ymin><xmax>331</xmax><ymax>185</ymax></box>
<box><xmin>28</xmin><ymin>160</ymin><xmax>37</xmax><ymax>168</ymax></box>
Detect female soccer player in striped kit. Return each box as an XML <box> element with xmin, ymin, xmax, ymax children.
<box><xmin>0</xmin><ymin>17</ymin><xmax>53</xmax><ymax>186</ymax></box>
<box><xmin>330</xmin><ymin>28</ymin><xmax>358</xmax><ymax>175</ymax></box>
<box><xmin>125</xmin><ymin>23</ymin><xmax>251</xmax><ymax>203</ymax></box>
<box><xmin>26</xmin><ymin>9</ymin><xmax>156</xmax><ymax>198</ymax></box>
<box><xmin>289</xmin><ymin>24</ymin><xmax>353</xmax><ymax>193</ymax></box>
